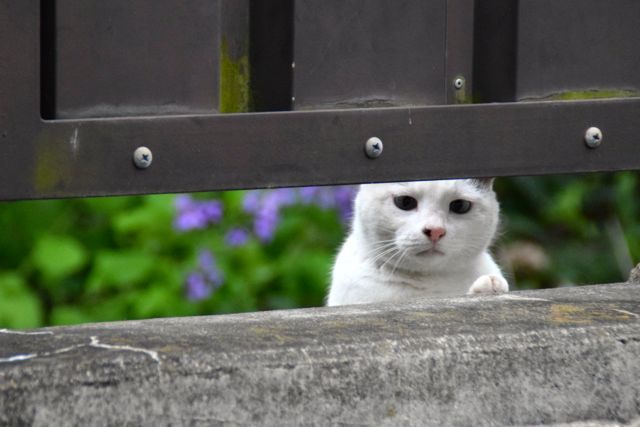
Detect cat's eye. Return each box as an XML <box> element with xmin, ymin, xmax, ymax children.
<box><xmin>449</xmin><ymin>199</ymin><xmax>472</xmax><ymax>214</ymax></box>
<box><xmin>393</xmin><ymin>196</ymin><xmax>418</xmax><ymax>211</ymax></box>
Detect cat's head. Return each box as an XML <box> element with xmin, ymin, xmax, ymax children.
<box><xmin>353</xmin><ymin>179</ymin><xmax>499</xmax><ymax>273</ymax></box>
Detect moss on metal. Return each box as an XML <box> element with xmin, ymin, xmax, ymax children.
<box><xmin>219</xmin><ymin>38</ymin><xmax>250</xmax><ymax>113</ymax></box>
<box><xmin>527</xmin><ymin>89</ymin><xmax>640</xmax><ymax>101</ymax></box>
<box><xmin>33</xmin><ymin>133</ymin><xmax>71</xmax><ymax>193</ymax></box>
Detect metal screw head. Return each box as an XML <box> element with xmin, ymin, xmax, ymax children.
<box><xmin>133</xmin><ymin>146</ymin><xmax>153</xmax><ymax>169</ymax></box>
<box><xmin>584</xmin><ymin>127</ymin><xmax>603</xmax><ymax>148</ymax></box>
<box><xmin>365</xmin><ymin>137</ymin><xmax>383</xmax><ymax>159</ymax></box>
<box><xmin>453</xmin><ymin>77</ymin><xmax>465</xmax><ymax>90</ymax></box>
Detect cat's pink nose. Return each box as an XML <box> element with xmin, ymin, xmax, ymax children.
<box><xmin>423</xmin><ymin>227</ymin><xmax>446</xmax><ymax>243</ymax></box>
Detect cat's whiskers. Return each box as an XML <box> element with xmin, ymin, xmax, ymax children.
<box><xmin>368</xmin><ymin>245</ymin><xmax>399</xmax><ymax>266</ymax></box>
<box><xmin>369</xmin><ymin>238</ymin><xmax>397</xmax><ymax>247</ymax></box>
<box><xmin>366</xmin><ymin>240</ymin><xmax>395</xmax><ymax>252</ymax></box>
<box><xmin>365</xmin><ymin>239</ymin><xmax>398</xmax><ymax>259</ymax></box>
<box><xmin>379</xmin><ymin>246</ymin><xmax>405</xmax><ymax>272</ymax></box>
<box><xmin>369</xmin><ymin>243</ymin><xmax>403</xmax><ymax>269</ymax></box>
<box><xmin>390</xmin><ymin>248</ymin><xmax>411</xmax><ymax>277</ymax></box>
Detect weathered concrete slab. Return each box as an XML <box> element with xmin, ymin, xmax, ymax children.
<box><xmin>1</xmin><ymin>283</ymin><xmax>640</xmax><ymax>426</ymax></box>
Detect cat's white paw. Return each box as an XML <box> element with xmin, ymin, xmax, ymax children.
<box><xmin>467</xmin><ymin>274</ymin><xmax>509</xmax><ymax>295</ymax></box>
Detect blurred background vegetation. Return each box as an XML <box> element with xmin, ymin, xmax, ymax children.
<box><xmin>0</xmin><ymin>172</ymin><xmax>638</xmax><ymax>329</ymax></box>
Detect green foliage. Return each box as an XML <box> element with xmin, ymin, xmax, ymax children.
<box><xmin>32</xmin><ymin>235</ymin><xmax>88</xmax><ymax>282</ymax></box>
<box><xmin>0</xmin><ymin>189</ymin><xmax>347</xmax><ymax>327</ymax></box>
<box><xmin>0</xmin><ymin>172</ymin><xmax>638</xmax><ymax>329</ymax></box>
<box><xmin>495</xmin><ymin>172</ymin><xmax>639</xmax><ymax>289</ymax></box>
<box><xmin>0</xmin><ymin>273</ymin><xmax>42</xmax><ymax>329</ymax></box>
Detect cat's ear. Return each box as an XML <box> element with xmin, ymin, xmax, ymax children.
<box><xmin>471</xmin><ymin>177</ymin><xmax>495</xmax><ymax>190</ymax></box>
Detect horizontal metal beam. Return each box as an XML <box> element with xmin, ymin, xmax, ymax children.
<box><xmin>1</xmin><ymin>98</ymin><xmax>639</xmax><ymax>200</ymax></box>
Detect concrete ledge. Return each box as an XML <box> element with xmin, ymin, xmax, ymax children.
<box><xmin>1</xmin><ymin>283</ymin><xmax>640</xmax><ymax>426</ymax></box>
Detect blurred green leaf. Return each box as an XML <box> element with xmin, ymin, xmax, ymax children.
<box><xmin>32</xmin><ymin>235</ymin><xmax>88</xmax><ymax>281</ymax></box>
<box><xmin>133</xmin><ymin>286</ymin><xmax>175</xmax><ymax>318</ymax></box>
<box><xmin>113</xmin><ymin>195</ymin><xmax>175</xmax><ymax>236</ymax></box>
<box><xmin>51</xmin><ymin>305</ymin><xmax>90</xmax><ymax>326</ymax></box>
<box><xmin>0</xmin><ymin>272</ymin><xmax>42</xmax><ymax>329</ymax></box>
<box><xmin>544</xmin><ymin>182</ymin><xmax>586</xmax><ymax>225</ymax></box>
<box><xmin>87</xmin><ymin>250</ymin><xmax>156</xmax><ymax>292</ymax></box>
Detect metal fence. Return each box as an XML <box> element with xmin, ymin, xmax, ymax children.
<box><xmin>1</xmin><ymin>0</ymin><xmax>639</xmax><ymax>201</ymax></box>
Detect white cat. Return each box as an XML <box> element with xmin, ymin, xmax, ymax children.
<box><xmin>327</xmin><ymin>179</ymin><xmax>508</xmax><ymax>306</ymax></box>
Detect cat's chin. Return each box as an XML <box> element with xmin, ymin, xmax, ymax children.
<box><xmin>414</xmin><ymin>248</ymin><xmax>445</xmax><ymax>257</ymax></box>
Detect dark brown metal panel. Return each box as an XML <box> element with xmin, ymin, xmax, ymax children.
<box><xmin>472</xmin><ymin>0</ymin><xmax>519</xmax><ymax>102</ymax></box>
<box><xmin>292</xmin><ymin>0</ymin><xmax>447</xmax><ymax>109</ymax></box>
<box><xmin>2</xmin><ymin>0</ymin><xmax>640</xmax><ymax>202</ymax></box>
<box><xmin>45</xmin><ymin>0</ymin><xmax>221</xmax><ymax>119</ymax></box>
<box><xmin>2</xmin><ymin>98</ymin><xmax>640</xmax><ymax>201</ymax></box>
<box><xmin>474</xmin><ymin>0</ymin><xmax>640</xmax><ymax>102</ymax></box>
<box><xmin>0</xmin><ymin>0</ymin><xmax>41</xmax><ymax>199</ymax></box>
<box><xmin>516</xmin><ymin>0</ymin><xmax>640</xmax><ymax>100</ymax></box>
<box><xmin>445</xmin><ymin>0</ymin><xmax>475</xmax><ymax>104</ymax></box>
<box><xmin>249</xmin><ymin>0</ymin><xmax>294</xmax><ymax>112</ymax></box>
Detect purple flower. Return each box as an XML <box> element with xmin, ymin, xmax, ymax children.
<box><xmin>174</xmin><ymin>195</ymin><xmax>223</xmax><ymax>232</ymax></box>
<box><xmin>201</xmin><ymin>201</ymin><xmax>223</xmax><ymax>223</ymax></box>
<box><xmin>175</xmin><ymin>194</ymin><xmax>193</xmax><ymax>211</ymax></box>
<box><xmin>242</xmin><ymin>191</ymin><xmax>261</xmax><ymax>214</ymax></box>
<box><xmin>317</xmin><ymin>188</ymin><xmax>336</xmax><ymax>209</ymax></box>
<box><xmin>174</xmin><ymin>211</ymin><xmax>203</xmax><ymax>231</ymax></box>
<box><xmin>246</xmin><ymin>189</ymin><xmax>298</xmax><ymax>242</ymax></box>
<box><xmin>260</xmin><ymin>188</ymin><xmax>296</xmax><ymax>213</ymax></box>
<box><xmin>198</xmin><ymin>249</ymin><xmax>224</xmax><ymax>285</ymax></box>
<box><xmin>185</xmin><ymin>249</ymin><xmax>224</xmax><ymax>301</ymax></box>
<box><xmin>225</xmin><ymin>228</ymin><xmax>249</xmax><ymax>246</ymax></box>
<box><xmin>271</xmin><ymin>188</ymin><xmax>297</xmax><ymax>207</ymax></box>
<box><xmin>297</xmin><ymin>186</ymin><xmax>356</xmax><ymax>224</ymax></box>
<box><xmin>254</xmin><ymin>207</ymin><xmax>279</xmax><ymax>242</ymax></box>
<box><xmin>334</xmin><ymin>186</ymin><xmax>356</xmax><ymax>223</ymax></box>
<box><xmin>186</xmin><ymin>273</ymin><xmax>212</xmax><ymax>301</ymax></box>
<box><xmin>198</xmin><ymin>249</ymin><xmax>216</xmax><ymax>272</ymax></box>
<box><xmin>299</xmin><ymin>186</ymin><xmax>319</xmax><ymax>203</ymax></box>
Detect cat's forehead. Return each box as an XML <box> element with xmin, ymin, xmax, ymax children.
<box><xmin>360</xmin><ymin>180</ymin><xmax>488</xmax><ymax>202</ymax></box>
<box><xmin>391</xmin><ymin>180</ymin><xmax>482</xmax><ymax>198</ymax></box>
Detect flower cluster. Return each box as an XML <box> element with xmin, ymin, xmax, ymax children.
<box><xmin>243</xmin><ymin>186</ymin><xmax>356</xmax><ymax>242</ymax></box>
<box><xmin>174</xmin><ymin>195</ymin><xmax>223</xmax><ymax>232</ymax></box>
<box><xmin>175</xmin><ymin>185</ymin><xmax>357</xmax><ymax>301</ymax></box>
<box><xmin>185</xmin><ymin>249</ymin><xmax>224</xmax><ymax>301</ymax></box>
<box><xmin>225</xmin><ymin>228</ymin><xmax>250</xmax><ymax>247</ymax></box>
<box><xmin>244</xmin><ymin>188</ymin><xmax>297</xmax><ymax>242</ymax></box>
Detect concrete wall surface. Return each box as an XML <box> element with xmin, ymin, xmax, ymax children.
<box><xmin>1</xmin><ymin>283</ymin><xmax>640</xmax><ymax>426</ymax></box>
